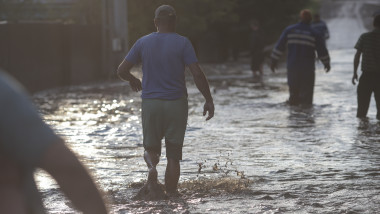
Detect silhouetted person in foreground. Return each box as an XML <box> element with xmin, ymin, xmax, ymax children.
<box><xmin>0</xmin><ymin>70</ymin><xmax>108</xmax><ymax>214</ymax></box>
<box><xmin>117</xmin><ymin>5</ymin><xmax>214</xmax><ymax>199</ymax></box>
<box><xmin>249</xmin><ymin>19</ymin><xmax>265</xmax><ymax>78</ymax></box>
<box><xmin>270</xmin><ymin>9</ymin><xmax>331</xmax><ymax>106</ymax></box>
<box><xmin>311</xmin><ymin>13</ymin><xmax>330</xmax><ymax>41</ymax></box>
<box><xmin>352</xmin><ymin>13</ymin><xmax>380</xmax><ymax>120</ymax></box>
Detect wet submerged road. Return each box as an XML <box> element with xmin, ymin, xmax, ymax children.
<box><xmin>33</xmin><ymin>1</ymin><xmax>380</xmax><ymax>212</ymax></box>
<box><xmin>33</xmin><ymin>48</ymin><xmax>380</xmax><ymax>213</ymax></box>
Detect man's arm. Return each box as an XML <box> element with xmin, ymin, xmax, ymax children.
<box><xmin>352</xmin><ymin>50</ymin><xmax>361</xmax><ymax>85</ymax></box>
<box><xmin>117</xmin><ymin>59</ymin><xmax>142</xmax><ymax>92</ymax></box>
<box><xmin>188</xmin><ymin>63</ymin><xmax>214</xmax><ymax>121</ymax></box>
<box><xmin>315</xmin><ymin>34</ymin><xmax>331</xmax><ymax>73</ymax></box>
<box><xmin>0</xmin><ymin>71</ymin><xmax>107</xmax><ymax>213</ymax></box>
<box><xmin>38</xmin><ymin>139</ymin><xmax>108</xmax><ymax>214</ymax></box>
<box><xmin>270</xmin><ymin>29</ymin><xmax>287</xmax><ymax>73</ymax></box>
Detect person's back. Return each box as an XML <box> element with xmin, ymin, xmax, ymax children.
<box><xmin>356</xmin><ymin>30</ymin><xmax>380</xmax><ymax>73</ymax></box>
<box><xmin>289</xmin><ymin>23</ymin><xmax>320</xmax><ymax>70</ymax></box>
<box><xmin>126</xmin><ymin>32</ymin><xmax>196</xmax><ymax>99</ymax></box>
<box><xmin>273</xmin><ymin>22</ymin><xmax>329</xmax><ymax>71</ymax></box>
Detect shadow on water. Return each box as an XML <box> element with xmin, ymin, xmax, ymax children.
<box><xmin>287</xmin><ymin>105</ymin><xmax>316</xmax><ymax>127</ymax></box>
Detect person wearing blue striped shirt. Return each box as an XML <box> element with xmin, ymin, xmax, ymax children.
<box><xmin>270</xmin><ymin>9</ymin><xmax>331</xmax><ymax>106</ymax></box>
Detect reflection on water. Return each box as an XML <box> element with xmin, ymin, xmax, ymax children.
<box><xmin>32</xmin><ymin>1</ymin><xmax>380</xmax><ymax>211</ymax></box>
<box><xmin>33</xmin><ymin>48</ymin><xmax>380</xmax><ymax>213</ymax></box>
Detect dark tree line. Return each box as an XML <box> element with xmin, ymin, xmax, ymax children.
<box><xmin>0</xmin><ymin>0</ymin><xmax>318</xmax><ymax>60</ymax></box>
<box><xmin>127</xmin><ymin>0</ymin><xmax>318</xmax><ymax>61</ymax></box>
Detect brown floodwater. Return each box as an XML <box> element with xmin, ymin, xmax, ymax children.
<box><xmin>32</xmin><ymin>1</ymin><xmax>380</xmax><ymax>213</ymax></box>
<box><xmin>33</xmin><ymin>48</ymin><xmax>380</xmax><ymax>213</ymax></box>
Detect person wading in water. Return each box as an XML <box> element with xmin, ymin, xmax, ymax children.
<box><xmin>117</xmin><ymin>5</ymin><xmax>214</xmax><ymax>199</ymax></box>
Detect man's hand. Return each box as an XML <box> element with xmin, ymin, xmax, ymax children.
<box><xmin>352</xmin><ymin>73</ymin><xmax>358</xmax><ymax>85</ymax></box>
<box><xmin>324</xmin><ymin>64</ymin><xmax>331</xmax><ymax>73</ymax></box>
<box><xmin>353</xmin><ymin>50</ymin><xmax>361</xmax><ymax>85</ymax></box>
<box><xmin>117</xmin><ymin>59</ymin><xmax>141</xmax><ymax>92</ymax></box>
<box><xmin>203</xmin><ymin>100</ymin><xmax>214</xmax><ymax>121</ymax></box>
<box><xmin>128</xmin><ymin>76</ymin><xmax>142</xmax><ymax>92</ymax></box>
<box><xmin>270</xmin><ymin>60</ymin><xmax>277</xmax><ymax>73</ymax></box>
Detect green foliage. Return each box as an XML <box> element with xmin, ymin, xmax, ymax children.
<box><xmin>70</xmin><ymin>0</ymin><xmax>102</xmax><ymax>24</ymax></box>
<box><xmin>127</xmin><ymin>0</ymin><xmax>239</xmax><ymax>43</ymax></box>
<box><xmin>127</xmin><ymin>0</ymin><xmax>316</xmax><ymax>53</ymax></box>
<box><xmin>235</xmin><ymin>0</ymin><xmax>315</xmax><ymax>45</ymax></box>
<box><xmin>0</xmin><ymin>0</ymin><xmax>101</xmax><ymax>24</ymax></box>
<box><xmin>306</xmin><ymin>0</ymin><xmax>322</xmax><ymax>14</ymax></box>
<box><xmin>0</xmin><ymin>1</ymin><xmax>48</xmax><ymax>22</ymax></box>
<box><xmin>0</xmin><ymin>0</ymin><xmax>318</xmax><ymax>59</ymax></box>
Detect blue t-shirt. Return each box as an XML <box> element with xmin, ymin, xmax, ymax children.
<box><xmin>125</xmin><ymin>32</ymin><xmax>198</xmax><ymax>100</ymax></box>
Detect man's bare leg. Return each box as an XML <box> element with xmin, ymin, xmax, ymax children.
<box><xmin>259</xmin><ymin>64</ymin><xmax>263</xmax><ymax>76</ymax></box>
<box><xmin>134</xmin><ymin>150</ymin><xmax>167</xmax><ymax>200</ymax></box>
<box><xmin>165</xmin><ymin>158</ymin><xmax>180</xmax><ymax>193</ymax></box>
<box><xmin>144</xmin><ymin>150</ymin><xmax>159</xmax><ymax>182</ymax></box>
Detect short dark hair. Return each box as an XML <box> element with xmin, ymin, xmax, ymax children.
<box><xmin>154</xmin><ymin>5</ymin><xmax>176</xmax><ymax>26</ymax></box>
<box><xmin>374</xmin><ymin>15</ymin><xmax>380</xmax><ymax>28</ymax></box>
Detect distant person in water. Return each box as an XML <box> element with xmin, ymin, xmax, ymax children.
<box><xmin>270</xmin><ymin>9</ymin><xmax>331</xmax><ymax>106</ymax></box>
<box><xmin>352</xmin><ymin>12</ymin><xmax>380</xmax><ymax>120</ymax></box>
<box><xmin>249</xmin><ymin>19</ymin><xmax>265</xmax><ymax>78</ymax></box>
<box><xmin>117</xmin><ymin>5</ymin><xmax>214</xmax><ymax>198</ymax></box>
<box><xmin>0</xmin><ymin>70</ymin><xmax>108</xmax><ymax>214</ymax></box>
<box><xmin>311</xmin><ymin>13</ymin><xmax>330</xmax><ymax>41</ymax></box>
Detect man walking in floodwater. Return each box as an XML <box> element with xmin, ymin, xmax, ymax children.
<box><xmin>117</xmin><ymin>5</ymin><xmax>214</xmax><ymax>198</ymax></box>
<box><xmin>270</xmin><ymin>9</ymin><xmax>331</xmax><ymax>106</ymax></box>
<box><xmin>352</xmin><ymin>12</ymin><xmax>380</xmax><ymax>120</ymax></box>
<box><xmin>249</xmin><ymin>19</ymin><xmax>265</xmax><ymax>78</ymax></box>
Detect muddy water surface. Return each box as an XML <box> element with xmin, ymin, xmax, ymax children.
<box><xmin>33</xmin><ymin>1</ymin><xmax>380</xmax><ymax>212</ymax></box>
<box><xmin>33</xmin><ymin>48</ymin><xmax>380</xmax><ymax>213</ymax></box>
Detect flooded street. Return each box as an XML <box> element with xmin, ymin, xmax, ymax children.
<box><xmin>32</xmin><ymin>1</ymin><xmax>379</xmax><ymax>214</ymax></box>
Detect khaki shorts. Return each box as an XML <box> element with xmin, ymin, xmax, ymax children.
<box><xmin>141</xmin><ymin>96</ymin><xmax>188</xmax><ymax>160</ymax></box>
